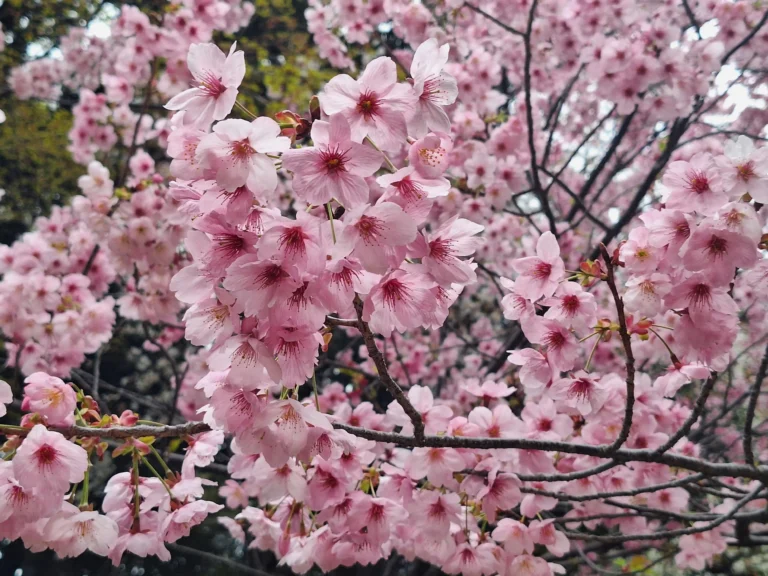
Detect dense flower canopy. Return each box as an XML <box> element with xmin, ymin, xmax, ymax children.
<box><xmin>2</xmin><ymin>0</ymin><xmax>768</xmax><ymax>574</ymax></box>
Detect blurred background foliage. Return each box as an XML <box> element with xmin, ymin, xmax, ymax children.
<box><xmin>0</xmin><ymin>0</ymin><xmax>335</xmax><ymax>246</ymax></box>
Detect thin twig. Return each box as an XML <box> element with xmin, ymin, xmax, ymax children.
<box><xmin>462</xmin><ymin>2</ymin><xmax>525</xmax><ymax>37</ymax></box>
<box><xmin>721</xmin><ymin>10</ymin><xmax>768</xmax><ymax>65</ymax></box>
<box><xmin>744</xmin><ymin>343</ymin><xmax>768</xmax><ymax>466</ymax></box>
<box><xmin>653</xmin><ymin>373</ymin><xmax>717</xmax><ymax>455</ymax></box>
<box><xmin>681</xmin><ymin>0</ymin><xmax>702</xmax><ymax>39</ymax></box>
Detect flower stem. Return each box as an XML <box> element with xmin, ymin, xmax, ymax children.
<box><xmin>311</xmin><ymin>370</ymin><xmax>320</xmax><ymax>411</ymax></box>
<box><xmin>326</xmin><ymin>202</ymin><xmax>337</xmax><ymax>244</ymax></box>
<box><xmin>364</xmin><ymin>136</ymin><xmax>397</xmax><ymax>173</ymax></box>
<box><xmin>235</xmin><ymin>100</ymin><xmax>257</xmax><ymax>119</ymax></box>
<box><xmin>584</xmin><ymin>333</ymin><xmax>602</xmax><ymax>372</ymax></box>
<box><xmin>141</xmin><ymin>455</ymin><xmax>174</xmax><ymax>500</ymax></box>
<box><xmin>132</xmin><ymin>453</ymin><xmax>141</xmax><ymax>526</ymax></box>
<box><xmin>149</xmin><ymin>444</ymin><xmax>173</xmax><ymax>476</ymax></box>
<box><xmin>79</xmin><ymin>464</ymin><xmax>90</xmax><ymax>507</ymax></box>
<box><xmin>649</xmin><ymin>327</ymin><xmax>680</xmax><ymax>364</ymax></box>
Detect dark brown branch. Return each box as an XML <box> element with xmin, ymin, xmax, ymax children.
<box><xmin>562</xmin><ymin>482</ymin><xmax>763</xmax><ymax>542</ymax></box>
<box><xmin>590</xmin><ymin>115</ymin><xmax>692</xmax><ymax>260</ymax></box>
<box><xmin>82</xmin><ymin>244</ymin><xmax>100</xmax><ymax>276</ymax></box>
<box><xmin>521</xmin><ymin>0</ymin><xmax>557</xmax><ymax>237</ymax></box>
<box><xmin>681</xmin><ymin>0</ymin><xmax>702</xmax><ymax>38</ymax></box>
<box><xmin>565</xmin><ymin>108</ymin><xmax>637</xmax><ymax>222</ymax></box>
<box><xmin>0</xmin><ymin>421</ymin><xmax>210</xmax><ymax>439</ymax></box>
<box><xmin>721</xmin><ymin>10</ymin><xmax>768</xmax><ymax>65</ymax></box>
<box><xmin>599</xmin><ymin>245</ymin><xmax>636</xmax><ymax>454</ymax></box>
<box><xmin>142</xmin><ymin>322</ymin><xmax>185</xmax><ymax>424</ymax></box>
<box><xmin>520</xmin><ymin>473</ymin><xmax>705</xmax><ymax>503</ymax></box>
<box><xmin>653</xmin><ymin>373</ymin><xmax>717</xmax><ymax>455</ymax></box>
<box><xmin>117</xmin><ymin>58</ymin><xmax>159</xmax><ymax>187</ymax></box>
<box><xmin>542</xmin><ymin>65</ymin><xmax>584</xmax><ymax>166</ymax></box>
<box><xmin>330</xmin><ymin>423</ymin><xmax>768</xmax><ymax>483</ymax></box>
<box><xmin>462</xmin><ymin>2</ymin><xmax>525</xmax><ymax>37</ymax></box>
<box><xmin>390</xmin><ymin>335</ymin><xmax>414</xmax><ymax>388</ymax></box>
<box><xmin>353</xmin><ymin>296</ymin><xmax>425</xmax><ymax>440</ymax></box>
<box><xmin>545</xmin><ymin>105</ymin><xmax>616</xmax><ymax>197</ymax></box>
<box><xmin>167</xmin><ymin>543</ymin><xmax>274</xmax><ymax>576</ymax></box>
<box><xmin>538</xmin><ymin>166</ymin><xmax>610</xmax><ymax>232</ymax></box>
<box><xmin>325</xmin><ymin>316</ymin><xmax>359</xmax><ymax>328</ymax></box>
<box><xmin>744</xmin><ymin>343</ymin><xmax>768</xmax><ymax>466</ymax></box>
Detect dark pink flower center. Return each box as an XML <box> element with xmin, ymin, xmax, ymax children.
<box><xmin>356</xmin><ymin>216</ymin><xmax>384</xmax><ymax>244</ymax></box>
<box><xmin>532</xmin><ymin>261</ymin><xmax>553</xmax><ymax>280</ymax></box>
<box><xmin>382</xmin><ymin>278</ymin><xmax>409</xmax><ymax>308</ymax></box>
<box><xmin>35</xmin><ymin>444</ymin><xmax>57</xmax><ymax>466</ymax></box>
<box><xmin>544</xmin><ymin>330</ymin><xmax>566</xmax><ymax>350</ymax></box>
<box><xmin>568</xmin><ymin>378</ymin><xmax>593</xmax><ymax>402</ymax></box>
<box><xmin>561</xmin><ymin>294</ymin><xmax>580</xmax><ymax>315</ymax></box>
<box><xmin>369</xmin><ymin>503</ymin><xmax>385</xmax><ymax>522</ymax></box>
<box><xmin>357</xmin><ymin>90</ymin><xmax>381</xmax><ymax>119</ymax></box>
<box><xmin>429</xmin><ymin>238</ymin><xmax>454</xmax><ymax>262</ymax></box>
<box><xmin>256</xmin><ymin>263</ymin><xmax>289</xmax><ymax>288</ymax></box>
<box><xmin>213</xmin><ymin>234</ymin><xmax>245</xmax><ymax>257</ymax></box>
<box><xmin>288</xmin><ymin>282</ymin><xmax>310</xmax><ymax>310</ymax></box>
<box><xmin>737</xmin><ymin>161</ymin><xmax>756</xmax><ymax>182</ymax></box>
<box><xmin>331</xmin><ymin>267</ymin><xmax>359</xmax><ymax>289</ymax></box>
<box><xmin>321</xmin><ymin>472</ymin><xmax>340</xmax><ymax>490</ymax></box>
<box><xmin>276</xmin><ymin>339</ymin><xmax>301</xmax><ymax>359</ymax></box>
<box><xmin>421</xmin><ymin>77</ymin><xmax>442</xmax><ymax>102</ymax></box>
<box><xmin>394</xmin><ymin>176</ymin><xmax>424</xmax><ymax>202</ymax></box>
<box><xmin>229</xmin><ymin>139</ymin><xmax>255</xmax><ymax>163</ymax></box>
<box><xmin>706</xmin><ymin>235</ymin><xmax>728</xmax><ymax>259</ymax></box>
<box><xmin>234</xmin><ymin>343</ymin><xmax>259</xmax><ymax>368</ymax></box>
<box><xmin>320</xmin><ymin>144</ymin><xmax>349</xmax><ymax>173</ymax></box>
<box><xmin>675</xmin><ymin>220</ymin><xmax>691</xmax><ymax>240</ymax></box>
<box><xmin>686</xmin><ymin>170</ymin><xmax>710</xmax><ymax>194</ymax></box>
<box><xmin>428</xmin><ymin>500</ymin><xmax>446</xmax><ymax>519</ymax></box>
<box><xmin>278</xmin><ymin>227</ymin><xmax>309</xmax><ymax>257</ymax></box>
<box><xmin>688</xmin><ymin>283</ymin><xmax>712</xmax><ymax>308</ymax></box>
<box><xmin>198</xmin><ymin>70</ymin><xmax>226</xmax><ymax>97</ymax></box>
<box><xmin>231</xmin><ymin>394</ymin><xmax>254</xmax><ymax>420</ymax></box>
<box><xmin>8</xmin><ymin>484</ymin><xmax>28</xmax><ymax>505</ymax></box>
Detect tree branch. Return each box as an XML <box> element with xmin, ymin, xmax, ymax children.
<box><xmin>565</xmin><ymin>108</ymin><xmax>636</xmax><ymax>222</ymax></box>
<box><xmin>462</xmin><ymin>2</ymin><xmax>525</xmax><ymax>37</ymax></box>
<box><xmin>522</xmin><ymin>0</ymin><xmax>557</xmax><ymax>237</ymax></box>
<box><xmin>0</xmin><ymin>421</ymin><xmax>209</xmax><ymax>439</ymax></box>
<box><xmin>599</xmin><ymin>245</ymin><xmax>636</xmax><ymax>454</ymax></box>
<box><xmin>353</xmin><ymin>295</ymin><xmax>425</xmax><ymax>440</ymax></box>
<box><xmin>681</xmin><ymin>0</ymin><xmax>702</xmax><ymax>38</ymax></box>
<box><xmin>721</xmin><ymin>10</ymin><xmax>768</xmax><ymax>66</ymax></box>
<box><xmin>744</xmin><ymin>343</ymin><xmax>768</xmax><ymax>466</ymax></box>
<box><xmin>653</xmin><ymin>373</ymin><xmax>717</xmax><ymax>455</ymax></box>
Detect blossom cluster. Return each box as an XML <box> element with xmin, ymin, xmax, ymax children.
<box><xmin>10</xmin><ymin>2</ymin><xmax>255</xmax><ymax>164</ymax></box>
<box><xmin>0</xmin><ymin>156</ymin><xmax>189</xmax><ymax>377</ymax></box>
<box><xmin>1</xmin><ymin>0</ymin><xmax>768</xmax><ymax>574</ymax></box>
<box><xmin>0</xmin><ymin>371</ymin><xmax>228</xmax><ymax>564</ymax></box>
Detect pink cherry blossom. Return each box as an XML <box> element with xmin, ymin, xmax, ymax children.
<box><xmin>196</xmin><ymin>117</ymin><xmax>290</xmax><ymax>192</ymax></box>
<box><xmin>512</xmin><ymin>232</ymin><xmax>565</xmax><ymax>301</ymax></box>
<box><xmin>281</xmin><ymin>114</ymin><xmax>382</xmax><ymax>207</ymax></box>
<box><xmin>22</xmin><ymin>372</ymin><xmax>77</xmax><ymax>426</ymax></box>
<box><xmin>408</xmin><ymin>39</ymin><xmax>457</xmax><ymax>137</ymax></box>
<box><xmin>320</xmin><ymin>56</ymin><xmax>416</xmax><ymax>150</ymax></box>
<box><xmin>663</xmin><ymin>152</ymin><xmax>728</xmax><ymax>215</ymax></box>
<box><xmin>165</xmin><ymin>42</ymin><xmax>245</xmax><ymax>127</ymax></box>
<box><xmin>13</xmin><ymin>425</ymin><xmax>88</xmax><ymax>494</ymax></box>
